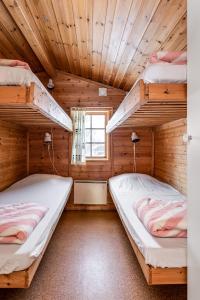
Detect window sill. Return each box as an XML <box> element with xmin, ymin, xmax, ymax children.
<box><xmin>86</xmin><ymin>157</ymin><xmax>110</xmax><ymax>162</ymax></box>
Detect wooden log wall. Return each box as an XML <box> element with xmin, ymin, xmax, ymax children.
<box><xmin>28</xmin><ymin>126</ymin><xmax>153</xmax><ymax>210</ymax></box>
<box><xmin>154</xmin><ymin>118</ymin><xmax>187</xmax><ymax>194</ymax></box>
<box><xmin>0</xmin><ymin>120</ymin><xmax>27</xmax><ymax>191</ymax></box>
<box><xmin>38</xmin><ymin>71</ymin><xmax>126</xmax><ymax>111</ymax></box>
<box><xmin>28</xmin><ymin>72</ymin><xmax>153</xmax><ymax>209</ymax></box>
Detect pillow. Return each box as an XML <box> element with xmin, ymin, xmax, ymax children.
<box><xmin>0</xmin><ymin>59</ymin><xmax>31</xmax><ymax>70</ymax></box>
<box><xmin>150</xmin><ymin>51</ymin><xmax>187</xmax><ymax>65</ymax></box>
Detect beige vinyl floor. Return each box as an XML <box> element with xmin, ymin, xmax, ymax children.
<box><xmin>0</xmin><ymin>211</ymin><xmax>187</xmax><ymax>300</ymax></box>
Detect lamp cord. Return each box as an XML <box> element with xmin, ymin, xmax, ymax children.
<box><xmin>133</xmin><ymin>143</ymin><xmax>137</xmax><ymax>173</ymax></box>
<box><xmin>47</xmin><ymin>129</ymin><xmax>59</xmax><ymax>175</ymax></box>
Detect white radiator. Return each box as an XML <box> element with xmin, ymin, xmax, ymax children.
<box><xmin>74</xmin><ymin>180</ymin><xmax>107</xmax><ymax>205</ymax></box>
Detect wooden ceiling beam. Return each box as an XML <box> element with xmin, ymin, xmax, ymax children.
<box><xmin>3</xmin><ymin>0</ymin><xmax>55</xmax><ymax>77</ymax></box>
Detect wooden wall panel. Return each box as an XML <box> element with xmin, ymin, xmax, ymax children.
<box><xmin>28</xmin><ymin>126</ymin><xmax>153</xmax><ymax>210</ymax></box>
<box><xmin>112</xmin><ymin>127</ymin><xmax>153</xmax><ymax>176</ymax></box>
<box><xmin>28</xmin><ymin>73</ymin><xmax>153</xmax><ymax>209</ymax></box>
<box><xmin>0</xmin><ymin>120</ymin><xmax>27</xmax><ymax>191</ymax></box>
<box><xmin>28</xmin><ymin>127</ymin><xmax>69</xmax><ymax>177</ymax></box>
<box><xmin>37</xmin><ymin>71</ymin><xmax>126</xmax><ymax>111</ymax></box>
<box><xmin>154</xmin><ymin>118</ymin><xmax>187</xmax><ymax>194</ymax></box>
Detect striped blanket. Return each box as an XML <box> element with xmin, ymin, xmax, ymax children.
<box><xmin>133</xmin><ymin>198</ymin><xmax>187</xmax><ymax>238</ymax></box>
<box><xmin>0</xmin><ymin>202</ymin><xmax>48</xmax><ymax>244</ymax></box>
<box><xmin>150</xmin><ymin>51</ymin><xmax>187</xmax><ymax>65</ymax></box>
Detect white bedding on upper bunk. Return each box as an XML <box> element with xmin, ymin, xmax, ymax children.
<box><xmin>0</xmin><ymin>66</ymin><xmax>73</xmax><ymax>131</ymax></box>
<box><xmin>106</xmin><ymin>63</ymin><xmax>187</xmax><ymax>133</ymax></box>
<box><xmin>0</xmin><ymin>66</ymin><xmax>44</xmax><ymax>87</ymax></box>
<box><xmin>109</xmin><ymin>173</ymin><xmax>187</xmax><ymax>268</ymax></box>
<box><xmin>0</xmin><ymin>174</ymin><xmax>73</xmax><ymax>274</ymax></box>
<box><xmin>142</xmin><ymin>63</ymin><xmax>187</xmax><ymax>83</ymax></box>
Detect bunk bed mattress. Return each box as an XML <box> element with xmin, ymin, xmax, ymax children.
<box><xmin>0</xmin><ymin>66</ymin><xmax>73</xmax><ymax>131</ymax></box>
<box><xmin>109</xmin><ymin>173</ymin><xmax>187</xmax><ymax>268</ymax></box>
<box><xmin>0</xmin><ymin>174</ymin><xmax>73</xmax><ymax>274</ymax></box>
<box><xmin>142</xmin><ymin>63</ymin><xmax>187</xmax><ymax>83</ymax></box>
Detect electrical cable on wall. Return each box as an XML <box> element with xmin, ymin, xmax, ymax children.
<box><xmin>131</xmin><ymin>132</ymin><xmax>140</xmax><ymax>173</ymax></box>
<box><xmin>133</xmin><ymin>143</ymin><xmax>136</xmax><ymax>172</ymax></box>
<box><xmin>44</xmin><ymin>131</ymin><xmax>59</xmax><ymax>175</ymax></box>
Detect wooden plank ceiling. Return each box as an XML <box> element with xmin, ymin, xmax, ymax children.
<box><xmin>1</xmin><ymin>0</ymin><xmax>186</xmax><ymax>90</ymax></box>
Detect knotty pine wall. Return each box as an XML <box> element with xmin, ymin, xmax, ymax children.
<box><xmin>154</xmin><ymin>118</ymin><xmax>187</xmax><ymax>194</ymax></box>
<box><xmin>0</xmin><ymin>120</ymin><xmax>27</xmax><ymax>191</ymax></box>
<box><xmin>28</xmin><ymin>126</ymin><xmax>153</xmax><ymax>210</ymax></box>
<box><xmin>28</xmin><ymin>71</ymin><xmax>153</xmax><ymax>209</ymax></box>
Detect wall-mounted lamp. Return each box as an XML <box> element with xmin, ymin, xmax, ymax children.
<box><xmin>44</xmin><ymin>132</ymin><xmax>52</xmax><ymax>144</ymax></box>
<box><xmin>131</xmin><ymin>132</ymin><xmax>140</xmax><ymax>173</ymax></box>
<box><xmin>43</xmin><ymin>131</ymin><xmax>59</xmax><ymax>175</ymax></box>
<box><xmin>131</xmin><ymin>132</ymin><xmax>140</xmax><ymax>143</ymax></box>
<box><xmin>47</xmin><ymin>78</ymin><xmax>55</xmax><ymax>89</ymax></box>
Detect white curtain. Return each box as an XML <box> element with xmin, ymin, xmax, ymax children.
<box><xmin>71</xmin><ymin>108</ymin><xmax>86</xmax><ymax>165</ymax></box>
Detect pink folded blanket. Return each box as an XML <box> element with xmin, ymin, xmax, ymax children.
<box><xmin>0</xmin><ymin>59</ymin><xmax>31</xmax><ymax>70</ymax></box>
<box><xmin>0</xmin><ymin>202</ymin><xmax>48</xmax><ymax>244</ymax></box>
<box><xmin>150</xmin><ymin>51</ymin><xmax>187</xmax><ymax>65</ymax></box>
<box><xmin>133</xmin><ymin>198</ymin><xmax>187</xmax><ymax>238</ymax></box>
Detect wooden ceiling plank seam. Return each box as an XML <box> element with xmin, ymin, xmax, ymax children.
<box><xmin>86</xmin><ymin>0</ymin><xmax>93</xmax><ymax>79</ymax></box>
<box><xmin>49</xmin><ymin>0</ymin><xmax>71</xmax><ymax>72</ymax></box>
<box><xmin>44</xmin><ymin>0</ymin><xmax>70</xmax><ymax>71</ymax></box>
<box><xmin>71</xmin><ymin>0</ymin><xmax>90</xmax><ymax>78</ymax></box>
<box><xmin>108</xmin><ymin>0</ymin><xmax>144</xmax><ymax>85</ymax></box>
<box><xmin>98</xmin><ymin>0</ymin><xmax>118</xmax><ymax>82</ymax></box>
<box><xmin>0</xmin><ymin>25</ymin><xmax>23</xmax><ymax>59</ymax></box>
<box><xmin>91</xmin><ymin>0</ymin><xmax>108</xmax><ymax>82</ymax></box>
<box><xmin>52</xmin><ymin>0</ymin><xmax>80</xmax><ymax>75</ymax></box>
<box><xmin>26</xmin><ymin>0</ymin><xmax>69</xmax><ymax>72</ymax></box>
<box><xmin>18</xmin><ymin>1</ymin><xmax>57</xmax><ymax>69</ymax></box>
<box><xmin>0</xmin><ymin>1</ymin><xmax>42</xmax><ymax>72</ymax></box>
<box><xmin>3</xmin><ymin>0</ymin><xmax>56</xmax><ymax>77</ymax></box>
<box><xmin>102</xmin><ymin>0</ymin><xmax>133</xmax><ymax>84</ymax></box>
<box><xmin>121</xmin><ymin>0</ymin><xmax>186</xmax><ymax>90</ymax></box>
<box><xmin>160</xmin><ymin>13</ymin><xmax>187</xmax><ymax>51</ymax></box>
<box><xmin>111</xmin><ymin>0</ymin><xmax>161</xmax><ymax>87</ymax></box>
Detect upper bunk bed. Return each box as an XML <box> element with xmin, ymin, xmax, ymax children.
<box><xmin>106</xmin><ymin>57</ymin><xmax>187</xmax><ymax>133</ymax></box>
<box><xmin>0</xmin><ymin>65</ymin><xmax>72</xmax><ymax>131</ymax></box>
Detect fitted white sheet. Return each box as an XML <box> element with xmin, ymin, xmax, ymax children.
<box><xmin>106</xmin><ymin>63</ymin><xmax>187</xmax><ymax>133</ymax></box>
<box><xmin>109</xmin><ymin>173</ymin><xmax>187</xmax><ymax>268</ymax></box>
<box><xmin>0</xmin><ymin>174</ymin><xmax>73</xmax><ymax>274</ymax></box>
<box><xmin>0</xmin><ymin>66</ymin><xmax>73</xmax><ymax>131</ymax></box>
<box><xmin>142</xmin><ymin>63</ymin><xmax>187</xmax><ymax>84</ymax></box>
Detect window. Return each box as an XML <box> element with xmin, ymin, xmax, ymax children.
<box><xmin>85</xmin><ymin>111</ymin><xmax>109</xmax><ymax>160</ymax></box>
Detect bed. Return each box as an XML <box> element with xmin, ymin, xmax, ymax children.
<box><xmin>0</xmin><ymin>174</ymin><xmax>73</xmax><ymax>288</ymax></box>
<box><xmin>109</xmin><ymin>173</ymin><xmax>187</xmax><ymax>285</ymax></box>
<box><xmin>0</xmin><ymin>66</ymin><xmax>72</xmax><ymax>131</ymax></box>
<box><xmin>106</xmin><ymin>63</ymin><xmax>187</xmax><ymax>132</ymax></box>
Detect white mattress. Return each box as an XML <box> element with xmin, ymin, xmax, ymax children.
<box><xmin>142</xmin><ymin>63</ymin><xmax>187</xmax><ymax>84</ymax></box>
<box><xmin>0</xmin><ymin>66</ymin><xmax>73</xmax><ymax>132</ymax></box>
<box><xmin>109</xmin><ymin>173</ymin><xmax>187</xmax><ymax>268</ymax></box>
<box><xmin>0</xmin><ymin>174</ymin><xmax>73</xmax><ymax>274</ymax></box>
<box><xmin>106</xmin><ymin>63</ymin><xmax>187</xmax><ymax>133</ymax></box>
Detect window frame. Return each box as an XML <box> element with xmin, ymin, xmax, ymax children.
<box><xmin>85</xmin><ymin>110</ymin><xmax>110</xmax><ymax>161</ymax></box>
